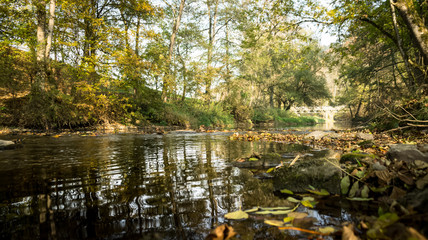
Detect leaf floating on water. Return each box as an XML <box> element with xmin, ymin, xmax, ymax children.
<box><xmin>286</xmin><ymin>197</ymin><xmax>301</xmax><ymax>203</ymax></box>
<box><xmin>280</xmin><ymin>188</ymin><xmax>294</xmax><ymax>195</ymax></box>
<box><xmin>271</xmin><ymin>210</ymin><xmax>294</xmax><ymax>215</ymax></box>
<box><xmin>306</xmin><ymin>188</ymin><xmax>330</xmax><ymax>196</ymax></box>
<box><xmin>370</xmin><ymin>185</ymin><xmax>390</xmax><ymax>193</ymax></box>
<box><xmin>248</xmin><ymin>157</ymin><xmax>259</xmax><ymax>161</ymax></box>
<box><xmin>244</xmin><ymin>207</ymin><xmax>259</xmax><ymax>213</ymax></box>
<box><xmin>264</xmin><ymin>219</ymin><xmax>285</xmax><ymax>227</ymax></box>
<box><xmin>207</xmin><ymin>224</ymin><xmax>237</xmax><ymax>240</ymax></box>
<box><xmin>348</xmin><ymin>181</ymin><xmax>359</xmax><ymax>198</ymax></box>
<box><xmin>287</xmin><ymin>212</ymin><xmax>308</xmax><ymax>219</ymax></box>
<box><xmin>260</xmin><ymin>207</ymin><xmax>291</xmax><ymax>211</ymax></box>
<box><xmin>255</xmin><ymin>211</ymin><xmax>273</xmax><ymax>215</ymax></box>
<box><xmin>341</xmin><ymin>176</ymin><xmax>351</xmax><ymax>195</ymax></box>
<box><xmin>318</xmin><ymin>226</ymin><xmax>336</xmax><ymax>234</ymax></box>
<box><xmin>301</xmin><ymin>200</ymin><xmax>316</xmax><ymax>208</ymax></box>
<box><xmin>346</xmin><ymin>197</ymin><xmax>374</xmax><ymax>201</ymax></box>
<box><xmin>283</xmin><ymin>216</ymin><xmax>294</xmax><ymax>223</ymax></box>
<box><xmin>342</xmin><ymin>224</ymin><xmax>360</xmax><ymax>240</ymax></box>
<box><xmin>224</xmin><ymin>209</ymin><xmax>249</xmax><ymax>220</ymax></box>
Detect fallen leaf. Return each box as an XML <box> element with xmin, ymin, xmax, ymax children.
<box><xmin>260</xmin><ymin>207</ymin><xmax>291</xmax><ymax>211</ymax></box>
<box><xmin>292</xmin><ymin>217</ymin><xmax>317</xmax><ymax>228</ymax></box>
<box><xmin>280</xmin><ymin>188</ymin><xmax>294</xmax><ymax>195</ymax></box>
<box><xmin>248</xmin><ymin>157</ymin><xmax>259</xmax><ymax>161</ymax></box>
<box><xmin>283</xmin><ymin>216</ymin><xmax>294</xmax><ymax>223</ymax></box>
<box><xmin>306</xmin><ymin>188</ymin><xmax>330</xmax><ymax>196</ymax></box>
<box><xmin>342</xmin><ymin>224</ymin><xmax>360</xmax><ymax>240</ymax></box>
<box><xmin>407</xmin><ymin>227</ymin><xmax>428</xmax><ymax>240</ymax></box>
<box><xmin>301</xmin><ymin>200</ymin><xmax>316</xmax><ymax>208</ymax></box>
<box><xmin>264</xmin><ymin>219</ymin><xmax>285</xmax><ymax>227</ymax></box>
<box><xmin>266</xmin><ymin>167</ymin><xmax>275</xmax><ymax>173</ymax></box>
<box><xmin>389</xmin><ymin>186</ymin><xmax>406</xmax><ymax>200</ymax></box>
<box><xmin>244</xmin><ymin>207</ymin><xmax>259</xmax><ymax>213</ymax></box>
<box><xmin>302</xmin><ymin>196</ymin><xmax>315</xmax><ymax>202</ymax></box>
<box><xmin>318</xmin><ymin>226</ymin><xmax>336</xmax><ymax>234</ymax></box>
<box><xmin>349</xmin><ymin>181</ymin><xmax>359</xmax><ymax>198</ymax></box>
<box><xmin>341</xmin><ymin>176</ymin><xmax>351</xmax><ymax>195</ymax></box>
<box><xmin>361</xmin><ymin>185</ymin><xmax>370</xmax><ymax>198</ymax></box>
<box><xmin>375</xmin><ymin>170</ymin><xmax>393</xmax><ymax>184</ymax></box>
<box><xmin>224</xmin><ymin>209</ymin><xmax>249</xmax><ymax>220</ymax></box>
<box><xmin>346</xmin><ymin>197</ymin><xmax>374</xmax><ymax>201</ymax></box>
<box><xmin>397</xmin><ymin>171</ymin><xmax>414</xmax><ymax>185</ymax></box>
<box><xmin>206</xmin><ymin>224</ymin><xmax>236</xmax><ymax>240</ymax></box>
<box><xmin>288</xmin><ymin>212</ymin><xmax>308</xmax><ymax>219</ymax></box>
<box><xmin>286</xmin><ymin>197</ymin><xmax>301</xmax><ymax>203</ymax></box>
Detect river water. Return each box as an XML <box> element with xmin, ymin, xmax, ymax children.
<box><xmin>0</xmin><ymin>130</ymin><xmax>368</xmax><ymax>239</ymax></box>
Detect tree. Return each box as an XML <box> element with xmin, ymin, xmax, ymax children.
<box><xmin>161</xmin><ymin>0</ymin><xmax>186</xmax><ymax>102</ymax></box>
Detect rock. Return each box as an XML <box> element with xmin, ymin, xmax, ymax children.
<box><xmin>0</xmin><ymin>140</ymin><xmax>17</xmax><ymax>150</ymax></box>
<box><xmin>416</xmin><ymin>174</ymin><xmax>428</xmax><ymax>190</ymax></box>
<box><xmin>327</xmin><ymin>132</ymin><xmax>342</xmax><ymax>139</ymax></box>
<box><xmin>305</xmin><ymin>131</ymin><xmax>328</xmax><ymax>140</ymax></box>
<box><xmin>273</xmin><ymin>158</ymin><xmax>342</xmax><ymax>195</ymax></box>
<box><xmin>403</xmin><ymin>188</ymin><xmax>428</xmax><ymax>213</ymax></box>
<box><xmin>355</xmin><ymin>132</ymin><xmax>374</xmax><ymax>141</ymax></box>
<box><xmin>387</xmin><ymin>144</ymin><xmax>428</xmax><ymax>163</ymax></box>
<box><xmin>372</xmin><ymin>162</ymin><xmax>387</xmax><ymax>171</ymax></box>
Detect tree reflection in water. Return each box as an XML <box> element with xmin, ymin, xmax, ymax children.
<box><xmin>0</xmin><ymin>133</ymin><xmax>353</xmax><ymax>239</ymax></box>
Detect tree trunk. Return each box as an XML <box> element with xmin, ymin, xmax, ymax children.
<box><xmin>205</xmin><ymin>0</ymin><xmax>219</xmax><ymax>101</ymax></box>
<box><xmin>36</xmin><ymin>2</ymin><xmax>46</xmax><ymax>62</ymax></box>
<box><xmin>389</xmin><ymin>0</ymin><xmax>417</xmax><ymax>88</ymax></box>
<box><xmin>135</xmin><ymin>16</ymin><xmax>140</xmax><ymax>55</ymax></box>
<box><xmin>35</xmin><ymin>0</ymin><xmax>47</xmax><ymax>91</ymax></box>
<box><xmin>162</xmin><ymin>0</ymin><xmax>186</xmax><ymax>102</ymax></box>
<box><xmin>45</xmin><ymin>0</ymin><xmax>55</xmax><ymax>59</ymax></box>
<box><xmin>392</xmin><ymin>0</ymin><xmax>428</xmax><ymax>64</ymax></box>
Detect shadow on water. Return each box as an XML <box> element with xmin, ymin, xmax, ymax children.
<box><xmin>0</xmin><ymin>132</ymin><xmax>376</xmax><ymax>239</ymax></box>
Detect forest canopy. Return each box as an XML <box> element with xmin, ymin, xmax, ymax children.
<box><xmin>0</xmin><ymin>0</ymin><xmax>426</xmax><ymax>130</ymax></box>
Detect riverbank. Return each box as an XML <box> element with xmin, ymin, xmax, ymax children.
<box><xmin>228</xmin><ymin>130</ymin><xmax>428</xmax><ymax>239</ymax></box>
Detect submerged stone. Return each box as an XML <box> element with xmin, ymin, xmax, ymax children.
<box><xmin>272</xmin><ymin>155</ymin><xmax>342</xmax><ymax>195</ymax></box>
<box><xmin>0</xmin><ymin>140</ymin><xmax>18</xmax><ymax>150</ymax></box>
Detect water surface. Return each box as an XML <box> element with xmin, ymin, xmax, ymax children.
<box><xmin>0</xmin><ymin>132</ymin><xmax>360</xmax><ymax>239</ymax></box>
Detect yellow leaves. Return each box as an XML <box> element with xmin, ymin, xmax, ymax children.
<box><xmin>318</xmin><ymin>226</ymin><xmax>336</xmax><ymax>234</ymax></box>
<box><xmin>264</xmin><ymin>219</ymin><xmax>285</xmax><ymax>227</ymax></box>
<box><xmin>224</xmin><ymin>209</ymin><xmax>249</xmax><ymax>220</ymax></box>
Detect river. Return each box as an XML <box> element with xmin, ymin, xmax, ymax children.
<box><xmin>0</xmin><ymin>127</ymin><xmax>371</xmax><ymax>239</ymax></box>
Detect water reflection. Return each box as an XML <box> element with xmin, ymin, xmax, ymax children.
<box><xmin>0</xmin><ymin>133</ymin><xmax>357</xmax><ymax>239</ymax></box>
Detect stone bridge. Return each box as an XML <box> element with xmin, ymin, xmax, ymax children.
<box><xmin>290</xmin><ymin>106</ymin><xmax>345</xmax><ymax>115</ymax></box>
<box><xmin>290</xmin><ymin>105</ymin><xmax>345</xmax><ymax>123</ymax></box>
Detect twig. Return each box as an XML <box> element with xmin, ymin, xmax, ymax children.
<box><xmin>289</xmin><ymin>154</ymin><xmax>300</xmax><ymax>167</ymax></box>
<box><xmin>323</xmin><ymin>158</ymin><xmax>366</xmax><ymax>183</ymax></box>
<box><xmin>406</xmin><ymin>123</ymin><xmax>428</xmax><ymax>128</ymax></box>
<box><xmin>399</xmin><ymin>106</ymin><xmax>418</xmax><ymax>121</ymax></box>
<box><xmin>382</xmin><ymin>126</ymin><xmax>412</xmax><ymax>133</ymax></box>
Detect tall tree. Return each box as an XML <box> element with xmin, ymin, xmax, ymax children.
<box><xmin>162</xmin><ymin>0</ymin><xmax>186</xmax><ymax>102</ymax></box>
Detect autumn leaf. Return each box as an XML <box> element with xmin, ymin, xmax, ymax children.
<box><xmin>287</xmin><ymin>212</ymin><xmax>308</xmax><ymax>219</ymax></box>
<box><xmin>224</xmin><ymin>209</ymin><xmax>249</xmax><ymax>220</ymax></box>
<box><xmin>264</xmin><ymin>219</ymin><xmax>285</xmax><ymax>227</ymax></box>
